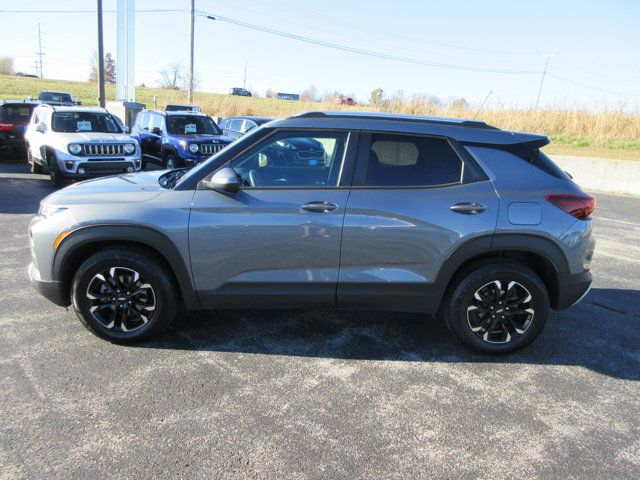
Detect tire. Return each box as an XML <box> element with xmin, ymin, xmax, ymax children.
<box><xmin>442</xmin><ymin>262</ymin><xmax>549</xmax><ymax>355</ymax></box>
<box><xmin>162</xmin><ymin>151</ymin><xmax>183</xmax><ymax>170</ymax></box>
<box><xmin>47</xmin><ymin>152</ymin><xmax>66</xmax><ymax>188</ymax></box>
<box><xmin>27</xmin><ymin>146</ymin><xmax>44</xmax><ymax>174</ymax></box>
<box><xmin>71</xmin><ymin>248</ymin><xmax>178</xmax><ymax>343</ymax></box>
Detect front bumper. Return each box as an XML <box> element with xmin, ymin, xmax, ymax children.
<box><xmin>29</xmin><ymin>262</ymin><xmax>67</xmax><ymax>307</ymax></box>
<box><xmin>62</xmin><ymin>160</ymin><xmax>141</xmax><ymax>179</ymax></box>
<box><xmin>555</xmin><ymin>269</ymin><xmax>592</xmax><ymax>309</ymax></box>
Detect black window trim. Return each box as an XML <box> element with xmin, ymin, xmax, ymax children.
<box><xmin>352</xmin><ymin>130</ymin><xmax>488</xmax><ymax>190</ymax></box>
<box><xmin>198</xmin><ymin>127</ymin><xmax>359</xmax><ymax>191</ymax></box>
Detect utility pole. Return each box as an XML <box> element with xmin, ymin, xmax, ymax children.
<box><xmin>97</xmin><ymin>0</ymin><xmax>106</xmax><ymax>107</ymax></box>
<box><xmin>243</xmin><ymin>60</ymin><xmax>247</xmax><ymax>89</ymax></box>
<box><xmin>36</xmin><ymin>23</ymin><xmax>44</xmax><ymax>78</ymax></box>
<box><xmin>535</xmin><ymin>54</ymin><xmax>553</xmax><ymax>110</ymax></box>
<box><xmin>188</xmin><ymin>0</ymin><xmax>195</xmax><ymax>104</ymax></box>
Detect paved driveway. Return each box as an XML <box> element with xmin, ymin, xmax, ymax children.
<box><xmin>1</xmin><ymin>159</ymin><xmax>638</xmax><ymax>479</ymax></box>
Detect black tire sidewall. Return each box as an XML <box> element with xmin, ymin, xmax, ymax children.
<box><xmin>47</xmin><ymin>153</ymin><xmax>65</xmax><ymax>188</ymax></box>
<box><xmin>163</xmin><ymin>152</ymin><xmax>183</xmax><ymax>169</ymax></box>
<box><xmin>446</xmin><ymin>263</ymin><xmax>550</xmax><ymax>355</ymax></box>
<box><xmin>72</xmin><ymin>249</ymin><xmax>177</xmax><ymax>343</ymax></box>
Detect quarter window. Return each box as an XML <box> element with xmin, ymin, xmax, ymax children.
<box><xmin>365</xmin><ymin>134</ymin><xmax>462</xmax><ymax>187</ymax></box>
<box><xmin>229</xmin><ymin>131</ymin><xmax>349</xmax><ymax>188</ymax></box>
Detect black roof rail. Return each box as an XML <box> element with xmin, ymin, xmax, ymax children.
<box><xmin>292</xmin><ymin>111</ymin><xmax>498</xmax><ymax>130</ymax></box>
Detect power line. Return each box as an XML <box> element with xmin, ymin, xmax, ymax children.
<box><xmin>547</xmin><ymin>73</ymin><xmax>640</xmax><ymax>97</ymax></box>
<box><xmin>242</xmin><ymin>0</ymin><xmax>547</xmax><ymax>57</ymax></box>
<box><xmin>198</xmin><ymin>11</ymin><xmax>540</xmax><ymax>75</ymax></box>
<box><xmin>199</xmin><ymin>10</ymin><xmax>640</xmax><ymax>98</ymax></box>
<box><xmin>0</xmin><ymin>9</ymin><xmax>186</xmax><ymax>14</ymax></box>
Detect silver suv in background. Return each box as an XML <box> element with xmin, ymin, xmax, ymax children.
<box><xmin>219</xmin><ymin>116</ymin><xmax>274</xmax><ymax>140</ymax></box>
<box><xmin>24</xmin><ymin>105</ymin><xmax>141</xmax><ymax>187</ymax></box>
<box><xmin>28</xmin><ymin>111</ymin><xmax>596</xmax><ymax>354</ymax></box>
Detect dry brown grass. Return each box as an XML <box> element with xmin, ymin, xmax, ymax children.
<box><xmin>2</xmin><ymin>74</ymin><xmax>639</xmax><ymax>156</ymax></box>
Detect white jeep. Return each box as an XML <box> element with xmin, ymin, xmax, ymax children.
<box><xmin>25</xmin><ymin>105</ymin><xmax>141</xmax><ymax>187</ymax></box>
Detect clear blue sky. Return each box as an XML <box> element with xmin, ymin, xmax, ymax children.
<box><xmin>1</xmin><ymin>0</ymin><xmax>639</xmax><ymax>110</ymax></box>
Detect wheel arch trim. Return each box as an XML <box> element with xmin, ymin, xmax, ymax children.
<box><xmin>434</xmin><ymin>233</ymin><xmax>569</xmax><ymax>306</ymax></box>
<box><xmin>52</xmin><ymin>224</ymin><xmax>200</xmax><ymax>309</ymax></box>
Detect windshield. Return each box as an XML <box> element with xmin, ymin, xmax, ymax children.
<box><xmin>51</xmin><ymin>112</ymin><xmax>122</xmax><ymax>133</ymax></box>
<box><xmin>39</xmin><ymin>92</ymin><xmax>72</xmax><ymax>103</ymax></box>
<box><xmin>166</xmin><ymin>115</ymin><xmax>221</xmax><ymax>135</ymax></box>
<box><xmin>0</xmin><ymin>105</ymin><xmax>36</xmax><ymax>123</ymax></box>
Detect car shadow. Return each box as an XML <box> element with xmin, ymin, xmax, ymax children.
<box><xmin>137</xmin><ymin>287</ymin><xmax>640</xmax><ymax>382</ymax></box>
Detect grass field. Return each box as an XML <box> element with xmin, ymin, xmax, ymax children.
<box><xmin>2</xmin><ymin>74</ymin><xmax>638</xmax><ymax>159</ymax></box>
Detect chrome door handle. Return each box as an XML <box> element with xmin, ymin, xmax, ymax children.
<box><xmin>301</xmin><ymin>201</ymin><xmax>338</xmax><ymax>213</ymax></box>
<box><xmin>450</xmin><ymin>202</ymin><xmax>486</xmax><ymax>214</ymax></box>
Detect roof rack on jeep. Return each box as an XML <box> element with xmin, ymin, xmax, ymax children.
<box><xmin>293</xmin><ymin>111</ymin><xmax>498</xmax><ymax>130</ymax></box>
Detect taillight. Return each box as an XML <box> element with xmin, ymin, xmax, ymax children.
<box><xmin>0</xmin><ymin>123</ymin><xmax>14</xmax><ymax>131</ymax></box>
<box><xmin>545</xmin><ymin>193</ymin><xmax>596</xmax><ymax>220</ymax></box>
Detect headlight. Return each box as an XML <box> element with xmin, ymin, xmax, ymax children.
<box><xmin>38</xmin><ymin>204</ymin><xmax>68</xmax><ymax>218</ymax></box>
<box><xmin>68</xmin><ymin>144</ymin><xmax>82</xmax><ymax>155</ymax></box>
<box><xmin>124</xmin><ymin>143</ymin><xmax>136</xmax><ymax>154</ymax></box>
<box><xmin>189</xmin><ymin>144</ymin><xmax>199</xmax><ymax>153</ymax></box>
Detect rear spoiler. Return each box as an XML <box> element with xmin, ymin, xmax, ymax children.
<box><xmin>463</xmin><ymin>135</ymin><xmax>549</xmax><ymax>160</ymax></box>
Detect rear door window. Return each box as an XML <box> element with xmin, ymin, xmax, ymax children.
<box><xmin>364</xmin><ymin>134</ymin><xmax>463</xmax><ymax>187</ymax></box>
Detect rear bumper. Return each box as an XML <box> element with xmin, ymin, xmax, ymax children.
<box><xmin>0</xmin><ymin>136</ymin><xmax>26</xmax><ymax>151</ymax></box>
<box><xmin>29</xmin><ymin>263</ymin><xmax>67</xmax><ymax>307</ymax></box>
<box><xmin>555</xmin><ymin>270</ymin><xmax>592</xmax><ymax>309</ymax></box>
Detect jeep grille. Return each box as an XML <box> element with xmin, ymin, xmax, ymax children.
<box><xmin>82</xmin><ymin>143</ymin><xmax>127</xmax><ymax>156</ymax></box>
<box><xmin>200</xmin><ymin>143</ymin><xmax>226</xmax><ymax>155</ymax></box>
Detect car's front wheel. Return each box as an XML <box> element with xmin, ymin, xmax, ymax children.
<box><xmin>163</xmin><ymin>151</ymin><xmax>183</xmax><ymax>170</ymax></box>
<box><xmin>71</xmin><ymin>248</ymin><xmax>178</xmax><ymax>343</ymax></box>
<box><xmin>46</xmin><ymin>152</ymin><xmax>66</xmax><ymax>188</ymax></box>
<box><xmin>443</xmin><ymin>262</ymin><xmax>549</xmax><ymax>355</ymax></box>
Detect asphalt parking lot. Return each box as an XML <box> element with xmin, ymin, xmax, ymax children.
<box><xmin>1</xmin><ymin>158</ymin><xmax>639</xmax><ymax>479</ymax></box>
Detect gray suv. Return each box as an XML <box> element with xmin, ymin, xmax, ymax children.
<box><xmin>28</xmin><ymin>111</ymin><xmax>596</xmax><ymax>354</ymax></box>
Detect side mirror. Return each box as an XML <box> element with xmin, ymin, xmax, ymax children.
<box><xmin>35</xmin><ymin>122</ymin><xmax>46</xmax><ymax>134</ymax></box>
<box><xmin>74</xmin><ymin>99</ymin><xmax>82</xmax><ymax>105</ymax></box>
<box><xmin>151</xmin><ymin>127</ymin><xmax>162</xmax><ymax>135</ymax></box>
<box><xmin>202</xmin><ymin>167</ymin><xmax>240</xmax><ymax>193</ymax></box>
<box><xmin>122</xmin><ymin>125</ymin><xmax>130</xmax><ymax>134</ymax></box>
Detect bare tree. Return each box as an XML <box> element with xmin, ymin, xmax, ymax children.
<box><xmin>300</xmin><ymin>85</ymin><xmax>319</xmax><ymax>102</ymax></box>
<box><xmin>104</xmin><ymin>53</ymin><xmax>116</xmax><ymax>84</ymax></box>
<box><xmin>0</xmin><ymin>56</ymin><xmax>15</xmax><ymax>75</ymax></box>
<box><xmin>264</xmin><ymin>88</ymin><xmax>276</xmax><ymax>99</ymax></box>
<box><xmin>369</xmin><ymin>88</ymin><xmax>385</xmax><ymax>106</ymax></box>
<box><xmin>88</xmin><ymin>50</ymin><xmax>116</xmax><ymax>84</ymax></box>
<box><xmin>158</xmin><ymin>63</ymin><xmax>184</xmax><ymax>90</ymax></box>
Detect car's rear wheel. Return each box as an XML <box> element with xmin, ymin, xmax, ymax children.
<box><xmin>71</xmin><ymin>248</ymin><xmax>178</xmax><ymax>343</ymax></box>
<box><xmin>443</xmin><ymin>262</ymin><xmax>549</xmax><ymax>354</ymax></box>
<box><xmin>27</xmin><ymin>146</ymin><xmax>44</xmax><ymax>173</ymax></box>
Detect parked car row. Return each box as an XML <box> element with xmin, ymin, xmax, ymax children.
<box><xmin>0</xmin><ymin>96</ymin><xmax>273</xmax><ymax>187</ymax></box>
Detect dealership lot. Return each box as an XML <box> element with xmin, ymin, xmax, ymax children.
<box><xmin>1</xmin><ymin>159</ymin><xmax>638</xmax><ymax>479</ymax></box>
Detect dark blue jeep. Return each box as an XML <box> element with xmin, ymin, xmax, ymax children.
<box><xmin>131</xmin><ymin>110</ymin><xmax>232</xmax><ymax>169</ymax></box>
